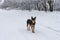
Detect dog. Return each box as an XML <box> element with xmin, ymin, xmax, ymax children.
<box><xmin>27</xmin><ymin>16</ymin><xmax>36</xmax><ymax>33</ymax></box>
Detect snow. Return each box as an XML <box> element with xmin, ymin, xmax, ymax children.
<box><xmin>0</xmin><ymin>9</ymin><xmax>60</xmax><ymax>40</ymax></box>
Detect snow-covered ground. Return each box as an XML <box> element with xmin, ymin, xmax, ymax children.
<box><xmin>0</xmin><ymin>9</ymin><xmax>60</xmax><ymax>40</ymax></box>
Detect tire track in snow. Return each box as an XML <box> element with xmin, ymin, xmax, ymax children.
<box><xmin>41</xmin><ymin>24</ymin><xmax>60</xmax><ymax>34</ymax></box>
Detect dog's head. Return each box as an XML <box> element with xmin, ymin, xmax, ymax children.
<box><xmin>31</xmin><ymin>16</ymin><xmax>36</xmax><ymax>23</ymax></box>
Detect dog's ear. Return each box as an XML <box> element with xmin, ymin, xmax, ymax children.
<box><xmin>31</xmin><ymin>16</ymin><xmax>33</xmax><ymax>19</ymax></box>
<box><xmin>34</xmin><ymin>17</ymin><xmax>36</xmax><ymax>19</ymax></box>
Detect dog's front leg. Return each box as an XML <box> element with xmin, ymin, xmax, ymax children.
<box><xmin>31</xmin><ymin>25</ymin><xmax>35</xmax><ymax>33</ymax></box>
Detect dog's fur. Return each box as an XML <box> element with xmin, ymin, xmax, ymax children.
<box><xmin>27</xmin><ymin>17</ymin><xmax>36</xmax><ymax>33</ymax></box>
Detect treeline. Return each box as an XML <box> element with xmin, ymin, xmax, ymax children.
<box><xmin>0</xmin><ymin>0</ymin><xmax>55</xmax><ymax>11</ymax></box>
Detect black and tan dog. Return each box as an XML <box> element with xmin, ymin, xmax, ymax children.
<box><xmin>27</xmin><ymin>16</ymin><xmax>36</xmax><ymax>33</ymax></box>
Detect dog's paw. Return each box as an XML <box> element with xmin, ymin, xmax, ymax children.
<box><xmin>27</xmin><ymin>29</ymin><xmax>30</xmax><ymax>31</ymax></box>
<box><xmin>32</xmin><ymin>31</ymin><xmax>35</xmax><ymax>33</ymax></box>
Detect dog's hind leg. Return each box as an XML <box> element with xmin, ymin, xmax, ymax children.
<box><xmin>27</xmin><ymin>24</ymin><xmax>30</xmax><ymax>31</ymax></box>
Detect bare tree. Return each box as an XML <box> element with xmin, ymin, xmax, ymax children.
<box><xmin>48</xmin><ymin>0</ymin><xmax>53</xmax><ymax>12</ymax></box>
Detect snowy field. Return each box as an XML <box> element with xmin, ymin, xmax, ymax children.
<box><xmin>0</xmin><ymin>9</ymin><xmax>60</xmax><ymax>40</ymax></box>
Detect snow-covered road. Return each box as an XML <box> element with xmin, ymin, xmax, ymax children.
<box><xmin>0</xmin><ymin>9</ymin><xmax>60</xmax><ymax>40</ymax></box>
